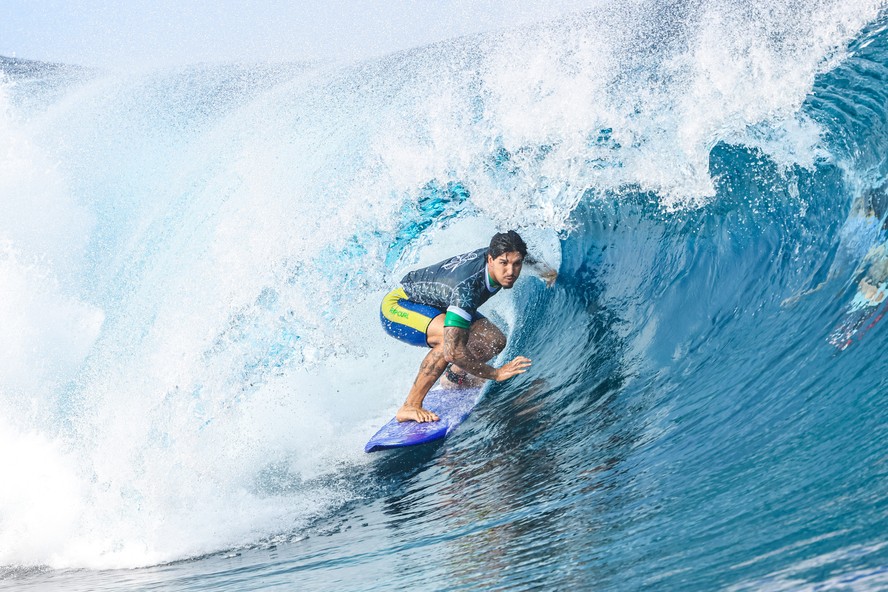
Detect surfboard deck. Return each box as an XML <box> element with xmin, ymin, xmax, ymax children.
<box><xmin>365</xmin><ymin>386</ymin><xmax>483</xmax><ymax>453</ymax></box>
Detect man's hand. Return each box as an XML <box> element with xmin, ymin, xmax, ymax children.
<box><xmin>539</xmin><ymin>267</ymin><xmax>558</xmax><ymax>288</ymax></box>
<box><xmin>526</xmin><ymin>255</ymin><xmax>558</xmax><ymax>287</ymax></box>
<box><xmin>494</xmin><ymin>356</ymin><xmax>532</xmax><ymax>381</ymax></box>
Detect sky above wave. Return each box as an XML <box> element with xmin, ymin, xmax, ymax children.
<box><xmin>1</xmin><ymin>0</ymin><xmax>597</xmax><ymax>69</ymax></box>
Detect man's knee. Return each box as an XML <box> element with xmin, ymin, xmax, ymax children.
<box><xmin>468</xmin><ymin>318</ymin><xmax>506</xmax><ymax>359</ymax></box>
<box><xmin>483</xmin><ymin>323</ymin><xmax>506</xmax><ymax>355</ymax></box>
<box><xmin>491</xmin><ymin>332</ymin><xmax>507</xmax><ymax>355</ymax></box>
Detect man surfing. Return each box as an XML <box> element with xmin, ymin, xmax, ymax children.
<box><xmin>379</xmin><ymin>230</ymin><xmax>556</xmax><ymax>423</ymax></box>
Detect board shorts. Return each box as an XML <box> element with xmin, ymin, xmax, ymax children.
<box><xmin>380</xmin><ymin>287</ymin><xmax>485</xmax><ymax>347</ymax></box>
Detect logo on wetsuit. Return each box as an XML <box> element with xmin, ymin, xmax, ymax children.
<box><xmin>389</xmin><ymin>306</ymin><xmax>409</xmax><ymax>318</ymax></box>
<box><xmin>441</xmin><ymin>251</ymin><xmax>480</xmax><ymax>272</ymax></box>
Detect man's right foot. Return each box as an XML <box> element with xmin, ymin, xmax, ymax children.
<box><xmin>396</xmin><ymin>405</ymin><xmax>439</xmax><ymax>423</ymax></box>
<box><xmin>442</xmin><ymin>366</ymin><xmax>485</xmax><ymax>389</ymax></box>
<box><xmin>444</xmin><ymin>366</ymin><xmax>469</xmax><ymax>386</ymax></box>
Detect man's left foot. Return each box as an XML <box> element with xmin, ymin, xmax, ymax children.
<box><xmin>396</xmin><ymin>405</ymin><xmax>439</xmax><ymax>423</ymax></box>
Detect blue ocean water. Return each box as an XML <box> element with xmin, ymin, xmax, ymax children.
<box><xmin>1</xmin><ymin>2</ymin><xmax>887</xmax><ymax>590</ymax></box>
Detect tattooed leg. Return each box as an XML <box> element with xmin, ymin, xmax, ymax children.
<box><xmin>396</xmin><ymin>345</ymin><xmax>448</xmax><ymax>423</ymax></box>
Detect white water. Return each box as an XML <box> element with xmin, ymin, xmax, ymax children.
<box><xmin>0</xmin><ymin>0</ymin><xmax>882</xmax><ymax>569</ymax></box>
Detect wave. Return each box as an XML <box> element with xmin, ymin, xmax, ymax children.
<box><xmin>0</xmin><ymin>1</ymin><xmax>886</xmax><ymax>588</ymax></box>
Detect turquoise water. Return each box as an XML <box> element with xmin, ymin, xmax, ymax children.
<box><xmin>1</xmin><ymin>3</ymin><xmax>887</xmax><ymax>590</ymax></box>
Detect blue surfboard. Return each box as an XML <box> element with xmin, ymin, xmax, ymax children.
<box><xmin>364</xmin><ymin>386</ymin><xmax>483</xmax><ymax>452</ymax></box>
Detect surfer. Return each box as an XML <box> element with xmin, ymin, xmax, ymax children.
<box><xmin>850</xmin><ymin>185</ymin><xmax>888</xmax><ymax>307</ymax></box>
<box><xmin>783</xmin><ymin>183</ymin><xmax>888</xmax><ymax>308</ymax></box>
<box><xmin>379</xmin><ymin>230</ymin><xmax>557</xmax><ymax>423</ymax></box>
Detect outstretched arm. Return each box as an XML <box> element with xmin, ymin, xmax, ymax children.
<box><xmin>525</xmin><ymin>254</ymin><xmax>558</xmax><ymax>287</ymax></box>
<box><xmin>443</xmin><ymin>326</ymin><xmax>531</xmax><ymax>381</ymax></box>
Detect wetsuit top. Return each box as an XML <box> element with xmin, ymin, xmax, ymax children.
<box><xmin>400</xmin><ymin>247</ymin><xmax>500</xmax><ymax>330</ymax></box>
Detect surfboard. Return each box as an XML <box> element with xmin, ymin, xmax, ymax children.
<box><xmin>364</xmin><ymin>386</ymin><xmax>483</xmax><ymax>452</ymax></box>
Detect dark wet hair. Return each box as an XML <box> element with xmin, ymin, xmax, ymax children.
<box><xmin>488</xmin><ymin>230</ymin><xmax>528</xmax><ymax>259</ymax></box>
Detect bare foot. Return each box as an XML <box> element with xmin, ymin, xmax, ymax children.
<box><xmin>441</xmin><ymin>366</ymin><xmax>486</xmax><ymax>389</ymax></box>
<box><xmin>396</xmin><ymin>405</ymin><xmax>439</xmax><ymax>423</ymax></box>
<box><xmin>441</xmin><ymin>374</ymin><xmax>485</xmax><ymax>389</ymax></box>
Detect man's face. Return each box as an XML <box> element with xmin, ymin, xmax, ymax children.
<box><xmin>488</xmin><ymin>251</ymin><xmax>524</xmax><ymax>289</ymax></box>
